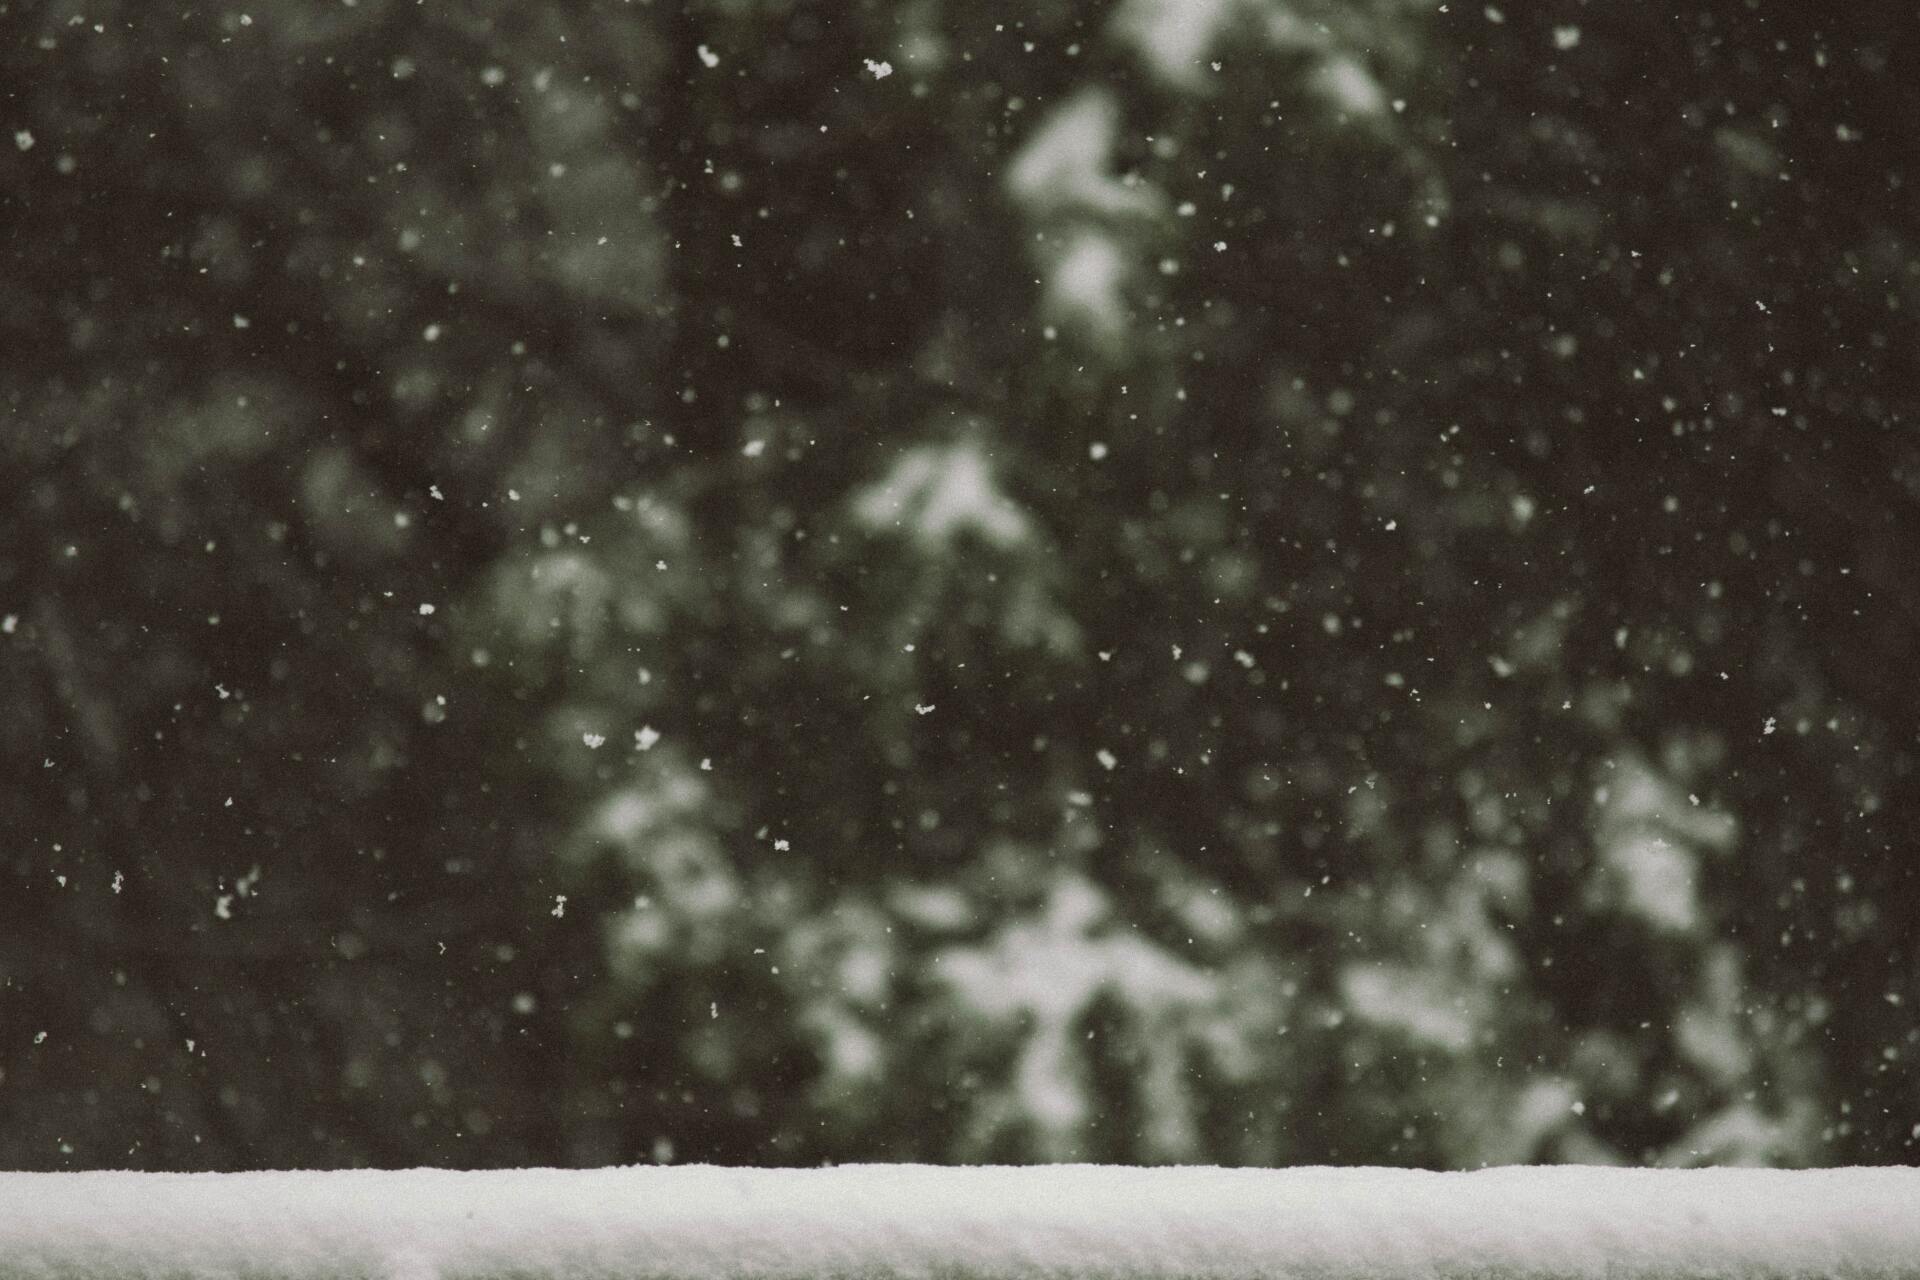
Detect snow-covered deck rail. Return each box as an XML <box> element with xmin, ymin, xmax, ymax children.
<box><xmin>2</xmin><ymin>1164</ymin><xmax>1917</xmax><ymax>1279</ymax></box>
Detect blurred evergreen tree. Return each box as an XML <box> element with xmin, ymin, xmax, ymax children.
<box><xmin>1</xmin><ymin>0</ymin><xmax>1914</xmax><ymax>1169</ymax></box>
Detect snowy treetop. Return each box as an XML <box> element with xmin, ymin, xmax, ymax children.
<box><xmin>2</xmin><ymin>1164</ymin><xmax>1916</xmax><ymax>1279</ymax></box>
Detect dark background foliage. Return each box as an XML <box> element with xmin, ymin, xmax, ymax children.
<box><xmin>3</xmin><ymin>0</ymin><xmax>1916</xmax><ymax>1170</ymax></box>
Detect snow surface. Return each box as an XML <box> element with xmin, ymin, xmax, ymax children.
<box><xmin>1</xmin><ymin>1164</ymin><xmax>1917</xmax><ymax>1279</ymax></box>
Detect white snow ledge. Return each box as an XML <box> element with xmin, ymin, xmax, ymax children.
<box><xmin>2</xmin><ymin>1164</ymin><xmax>1918</xmax><ymax>1280</ymax></box>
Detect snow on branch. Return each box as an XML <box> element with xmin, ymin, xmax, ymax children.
<box><xmin>2</xmin><ymin>1164</ymin><xmax>1917</xmax><ymax>1279</ymax></box>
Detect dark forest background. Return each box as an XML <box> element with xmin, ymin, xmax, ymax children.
<box><xmin>3</xmin><ymin>0</ymin><xmax>1918</xmax><ymax>1170</ymax></box>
